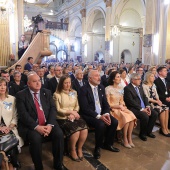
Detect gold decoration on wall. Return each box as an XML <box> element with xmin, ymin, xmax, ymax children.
<box><xmin>0</xmin><ymin>12</ymin><xmax>10</xmax><ymax>66</ymax></box>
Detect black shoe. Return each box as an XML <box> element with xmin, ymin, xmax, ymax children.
<box><xmin>159</xmin><ymin>128</ymin><xmax>170</xmax><ymax>137</ymax></box>
<box><xmin>55</xmin><ymin>164</ymin><xmax>68</xmax><ymax>170</ymax></box>
<box><xmin>103</xmin><ymin>145</ymin><xmax>120</xmax><ymax>152</ymax></box>
<box><xmin>93</xmin><ymin>147</ymin><xmax>100</xmax><ymax>159</ymax></box>
<box><xmin>139</xmin><ymin>134</ymin><xmax>147</xmax><ymax>141</ymax></box>
<box><xmin>147</xmin><ymin>133</ymin><xmax>156</xmax><ymax>138</ymax></box>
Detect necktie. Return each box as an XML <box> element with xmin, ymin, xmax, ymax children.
<box><xmin>135</xmin><ymin>87</ymin><xmax>145</xmax><ymax>108</ymax></box>
<box><xmin>33</xmin><ymin>93</ymin><xmax>45</xmax><ymax>125</ymax></box>
<box><xmin>124</xmin><ymin>79</ymin><xmax>128</xmax><ymax>86</ymax></box>
<box><xmin>40</xmin><ymin>78</ymin><xmax>44</xmax><ymax>84</ymax></box>
<box><xmin>79</xmin><ymin>81</ymin><xmax>83</xmax><ymax>87</ymax></box>
<box><xmin>93</xmin><ymin>87</ymin><xmax>101</xmax><ymax>114</ymax></box>
<box><xmin>162</xmin><ymin>79</ymin><xmax>166</xmax><ymax>87</ymax></box>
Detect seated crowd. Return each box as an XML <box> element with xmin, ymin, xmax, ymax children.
<box><xmin>1</xmin><ymin>59</ymin><xmax>170</xmax><ymax>170</ymax></box>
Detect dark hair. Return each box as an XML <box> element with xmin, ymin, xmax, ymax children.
<box><xmin>48</xmin><ymin>64</ymin><xmax>53</xmax><ymax>70</ymax></box>
<box><xmin>9</xmin><ymin>68</ymin><xmax>14</xmax><ymax>74</ymax></box>
<box><xmin>0</xmin><ymin>70</ymin><xmax>8</xmax><ymax>76</ymax></box>
<box><xmin>157</xmin><ymin>66</ymin><xmax>167</xmax><ymax>73</ymax></box>
<box><xmin>15</xmin><ymin>64</ymin><xmax>22</xmax><ymax>69</ymax></box>
<box><xmin>128</xmin><ymin>66</ymin><xmax>134</xmax><ymax>73</ymax></box>
<box><xmin>119</xmin><ymin>69</ymin><xmax>126</xmax><ymax>74</ymax></box>
<box><xmin>108</xmin><ymin>68</ymin><xmax>115</xmax><ymax>76</ymax></box>
<box><xmin>28</xmin><ymin>57</ymin><xmax>33</xmax><ymax>61</ymax></box>
<box><xmin>56</xmin><ymin>75</ymin><xmax>72</xmax><ymax>93</ymax></box>
<box><xmin>108</xmin><ymin>71</ymin><xmax>119</xmax><ymax>85</ymax></box>
<box><xmin>136</xmin><ymin>66</ymin><xmax>143</xmax><ymax>71</ymax></box>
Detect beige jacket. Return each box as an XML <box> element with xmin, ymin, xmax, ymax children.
<box><xmin>53</xmin><ymin>90</ymin><xmax>79</xmax><ymax>119</ymax></box>
<box><xmin>0</xmin><ymin>95</ymin><xmax>24</xmax><ymax>147</ymax></box>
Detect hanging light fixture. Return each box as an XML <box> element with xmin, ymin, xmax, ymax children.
<box><xmin>111</xmin><ymin>1</ymin><xmax>120</xmax><ymax>37</ymax></box>
<box><xmin>0</xmin><ymin>0</ymin><xmax>14</xmax><ymax>15</ymax></box>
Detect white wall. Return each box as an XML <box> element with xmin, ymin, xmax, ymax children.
<box><xmin>119</xmin><ymin>32</ymin><xmax>140</xmax><ymax>63</ymax></box>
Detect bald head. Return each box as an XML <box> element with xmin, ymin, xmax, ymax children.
<box><xmin>27</xmin><ymin>73</ymin><xmax>41</xmax><ymax>92</ymax></box>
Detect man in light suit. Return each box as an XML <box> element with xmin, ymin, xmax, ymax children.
<box><xmin>72</xmin><ymin>69</ymin><xmax>88</xmax><ymax>94</ymax></box>
<box><xmin>16</xmin><ymin>73</ymin><xmax>67</xmax><ymax>170</ymax></box>
<box><xmin>124</xmin><ymin>73</ymin><xmax>158</xmax><ymax>141</ymax></box>
<box><xmin>79</xmin><ymin>70</ymin><xmax>119</xmax><ymax>159</ymax></box>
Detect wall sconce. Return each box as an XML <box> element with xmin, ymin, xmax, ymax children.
<box><xmin>82</xmin><ymin>33</ymin><xmax>89</xmax><ymax>44</ymax></box>
<box><xmin>111</xmin><ymin>25</ymin><xmax>120</xmax><ymax>37</ymax></box>
<box><xmin>132</xmin><ymin>41</ymin><xmax>135</xmax><ymax>46</ymax></box>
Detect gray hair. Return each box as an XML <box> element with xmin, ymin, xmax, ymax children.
<box><xmin>27</xmin><ymin>71</ymin><xmax>37</xmax><ymax>81</ymax></box>
<box><xmin>13</xmin><ymin>71</ymin><xmax>21</xmax><ymax>77</ymax></box>
<box><xmin>130</xmin><ymin>73</ymin><xmax>141</xmax><ymax>83</ymax></box>
<box><xmin>75</xmin><ymin>69</ymin><xmax>82</xmax><ymax>75</ymax></box>
<box><xmin>88</xmin><ymin>69</ymin><xmax>98</xmax><ymax>78</ymax></box>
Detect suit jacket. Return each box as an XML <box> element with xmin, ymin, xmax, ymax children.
<box><xmin>70</xmin><ymin>74</ymin><xmax>76</xmax><ymax>81</ymax></box>
<box><xmin>78</xmin><ymin>83</ymin><xmax>110</xmax><ymax>119</ymax></box>
<box><xmin>41</xmin><ymin>76</ymin><xmax>49</xmax><ymax>89</ymax></box>
<box><xmin>100</xmin><ymin>74</ymin><xmax>109</xmax><ymax>87</ymax></box>
<box><xmin>83</xmin><ymin>74</ymin><xmax>88</xmax><ymax>81</ymax></box>
<box><xmin>154</xmin><ymin>77</ymin><xmax>170</xmax><ymax>103</ymax></box>
<box><xmin>8</xmin><ymin>81</ymin><xmax>26</xmax><ymax>97</ymax></box>
<box><xmin>72</xmin><ymin>79</ymin><xmax>88</xmax><ymax>94</ymax></box>
<box><xmin>124</xmin><ymin>83</ymin><xmax>149</xmax><ymax>111</ymax></box>
<box><xmin>24</xmin><ymin>62</ymin><xmax>32</xmax><ymax>71</ymax></box>
<box><xmin>16</xmin><ymin>88</ymin><xmax>57</xmax><ymax>140</ymax></box>
<box><xmin>10</xmin><ymin>73</ymin><xmax>27</xmax><ymax>85</ymax></box>
<box><xmin>48</xmin><ymin>77</ymin><xmax>58</xmax><ymax>94</ymax></box>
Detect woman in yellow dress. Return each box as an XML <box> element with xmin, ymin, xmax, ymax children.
<box><xmin>53</xmin><ymin>75</ymin><xmax>88</xmax><ymax>161</ymax></box>
<box><xmin>105</xmin><ymin>71</ymin><xmax>137</xmax><ymax>148</ymax></box>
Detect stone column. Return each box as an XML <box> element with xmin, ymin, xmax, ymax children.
<box><xmin>139</xmin><ymin>28</ymin><xmax>143</xmax><ymax>59</ymax></box>
<box><xmin>166</xmin><ymin>6</ymin><xmax>170</xmax><ymax>60</ymax></box>
<box><xmin>104</xmin><ymin>0</ymin><xmax>112</xmax><ymax>63</ymax></box>
<box><xmin>80</xmin><ymin>8</ymin><xmax>86</xmax><ymax>62</ymax></box>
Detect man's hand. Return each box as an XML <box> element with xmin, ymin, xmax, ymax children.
<box><xmin>44</xmin><ymin>125</ymin><xmax>52</xmax><ymax>137</ymax></box>
<box><xmin>35</xmin><ymin>125</ymin><xmax>48</xmax><ymax>135</ymax></box>
<box><xmin>166</xmin><ymin>97</ymin><xmax>170</xmax><ymax>102</ymax></box>
<box><xmin>100</xmin><ymin>115</ymin><xmax>111</xmax><ymax>126</ymax></box>
<box><xmin>142</xmin><ymin>108</ymin><xmax>151</xmax><ymax>116</ymax></box>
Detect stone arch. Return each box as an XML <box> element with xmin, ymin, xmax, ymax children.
<box><xmin>69</xmin><ymin>16</ymin><xmax>82</xmax><ymax>37</ymax></box>
<box><xmin>86</xmin><ymin>6</ymin><xmax>106</xmax><ymax>32</ymax></box>
<box><xmin>121</xmin><ymin>49</ymin><xmax>132</xmax><ymax>63</ymax></box>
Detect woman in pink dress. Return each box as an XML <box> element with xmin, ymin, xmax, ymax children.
<box><xmin>105</xmin><ymin>71</ymin><xmax>137</xmax><ymax>148</ymax></box>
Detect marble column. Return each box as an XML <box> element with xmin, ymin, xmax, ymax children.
<box><xmin>80</xmin><ymin>8</ymin><xmax>86</xmax><ymax>62</ymax></box>
<box><xmin>165</xmin><ymin>5</ymin><xmax>170</xmax><ymax>60</ymax></box>
<box><xmin>104</xmin><ymin>0</ymin><xmax>112</xmax><ymax>63</ymax></box>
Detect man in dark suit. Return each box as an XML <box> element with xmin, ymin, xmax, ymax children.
<box><xmin>24</xmin><ymin>57</ymin><xmax>33</xmax><ymax>71</ymax></box>
<box><xmin>16</xmin><ymin>73</ymin><xmax>66</xmax><ymax>170</ymax></box>
<box><xmin>72</xmin><ymin>69</ymin><xmax>87</xmax><ymax>94</ymax></box>
<box><xmin>37</xmin><ymin>68</ymin><xmax>49</xmax><ymax>89</ymax></box>
<box><xmin>124</xmin><ymin>73</ymin><xmax>158</xmax><ymax>141</ymax></box>
<box><xmin>48</xmin><ymin>65</ymin><xmax>62</xmax><ymax>95</ymax></box>
<box><xmin>154</xmin><ymin>66</ymin><xmax>170</xmax><ymax>128</ymax></box>
<box><xmin>100</xmin><ymin>67</ymin><xmax>109</xmax><ymax>87</ymax></box>
<box><xmin>10</xmin><ymin>64</ymin><xmax>27</xmax><ymax>85</ymax></box>
<box><xmin>79</xmin><ymin>70</ymin><xmax>119</xmax><ymax>159</ymax></box>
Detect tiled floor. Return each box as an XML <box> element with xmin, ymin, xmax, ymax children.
<box><xmin>19</xmin><ymin>126</ymin><xmax>170</xmax><ymax>170</ymax></box>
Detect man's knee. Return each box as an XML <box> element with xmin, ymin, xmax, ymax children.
<box><xmin>27</xmin><ymin>130</ymin><xmax>42</xmax><ymax>144</ymax></box>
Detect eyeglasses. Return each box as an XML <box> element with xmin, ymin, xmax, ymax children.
<box><xmin>134</xmin><ymin>78</ymin><xmax>141</xmax><ymax>80</ymax></box>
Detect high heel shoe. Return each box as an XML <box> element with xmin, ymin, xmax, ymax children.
<box><xmin>129</xmin><ymin>143</ymin><xmax>135</xmax><ymax>148</ymax></box>
<box><xmin>159</xmin><ymin>128</ymin><xmax>170</xmax><ymax>137</ymax></box>
<box><xmin>78</xmin><ymin>156</ymin><xmax>84</xmax><ymax>161</ymax></box>
<box><xmin>69</xmin><ymin>154</ymin><xmax>80</xmax><ymax>162</ymax></box>
<box><xmin>122</xmin><ymin>143</ymin><xmax>132</xmax><ymax>149</ymax></box>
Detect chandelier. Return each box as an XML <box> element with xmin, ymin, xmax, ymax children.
<box><xmin>24</xmin><ymin>15</ymin><xmax>33</xmax><ymax>32</ymax></box>
<box><xmin>82</xmin><ymin>33</ymin><xmax>89</xmax><ymax>44</ymax></box>
<box><xmin>0</xmin><ymin>0</ymin><xmax>14</xmax><ymax>15</ymax></box>
<box><xmin>112</xmin><ymin>25</ymin><xmax>120</xmax><ymax>37</ymax></box>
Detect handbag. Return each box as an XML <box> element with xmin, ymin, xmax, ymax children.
<box><xmin>0</xmin><ymin>132</ymin><xmax>19</xmax><ymax>153</ymax></box>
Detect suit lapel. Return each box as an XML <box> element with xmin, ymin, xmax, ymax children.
<box><xmin>40</xmin><ymin>90</ymin><xmax>47</xmax><ymax>116</ymax></box>
<box><xmin>98</xmin><ymin>86</ymin><xmax>103</xmax><ymax>107</ymax></box>
<box><xmin>87</xmin><ymin>83</ymin><xmax>95</xmax><ymax>103</ymax></box>
<box><xmin>26</xmin><ymin>89</ymin><xmax>37</xmax><ymax>113</ymax></box>
<box><xmin>129</xmin><ymin>83</ymin><xmax>140</xmax><ymax>98</ymax></box>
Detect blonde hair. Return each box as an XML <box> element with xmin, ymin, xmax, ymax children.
<box><xmin>143</xmin><ymin>71</ymin><xmax>154</xmax><ymax>85</ymax></box>
<box><xmin>0</xmin><ymin>77</ymin><xmax>8</xmax><ymax>97</ymax></box>
<box><xmin>148</xmin><ymin>66</ymin><xmax>156</xmax><ymax>72</ymax></box>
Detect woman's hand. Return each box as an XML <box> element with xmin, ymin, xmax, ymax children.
<box><xmin>71</xmin><ymin>111</ymin><xmax>80</xmax><ymax>120</ymax></box>
<box><xmin>157</xmin><ymin>100</ymin><xmax>163</xmax><ymax>106</ymax></box>
<box><xmin>68</xmin><ymin>114</ymin><xmax>75</xmax><ymax>122</ymax></box>
<box><xmin>0</xmin><ymin>126</ymin><xmax>11</xmax><ymax>134</ymax></box>
<box><xmin>119</xmin><ymin>105</ymin><xmax>125</xmax><ymax>111</ymax></box>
